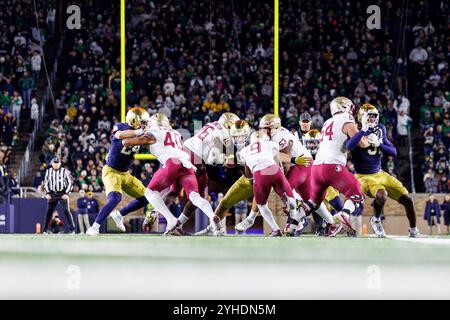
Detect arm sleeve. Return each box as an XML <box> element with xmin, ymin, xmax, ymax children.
<box><xmin>379</xmin><ymin>126</ymin><xmax>397</xmax><ymax>157</ymax></box>
<box><xmin>345</xmin><ymin>130</ymin><xmax>367</xmax><ymax>151</ymax></box>
<box><xmin>44</xmin><ymin>169</ymin><xmax>50</xmax><ymax>193</ymax></box>
<box><xmin>64</xmin><ymin>170</ymin><xmax>73</xmax><ymax>194</ymax></box>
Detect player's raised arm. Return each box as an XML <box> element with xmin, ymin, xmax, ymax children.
<box><xmin>378</xmin><ymin>125</ymin><xmax>398</xmax><ymax>157</ymax></box>
<box><xmin>344</xmin><ymin>114</ymin><xmax>369</xmax><ymax>150</ymax></box>
<box><xmin>115</xmin><ymin>129</ymin><xmax>145</xmax><ymax>140</ymax></box>
<box><xmin>123</xmin><ymin>132</ymin><xmax>156</xmax><ymax>147</ymax></box>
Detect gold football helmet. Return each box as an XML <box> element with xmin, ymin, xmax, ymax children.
<box><xmin>126</xmin><ymin>107</ymin><xmax>150</xmax><ymax>129</ymax></box>
<box><xmin>304</xmin><ymin>129</ymin><xmax>321</xmax><ymax>155</ymax></box>
<box><xmin>218</xmin><ymin>112</ymin><xmax>240</xmax><ymax>129</ymax></box>
<box><xmin>230</xmin><ymin>120</ymin><xmax>251</xmax><ymax>148</ymax></box>
<box><xmin>357</xmin><ymin>103</ymin><xmax>379</xmax><ymax>128</ymax></box>
<box><xmin>149</xmin><ymin>112</ymin><xmax>171</xmax><ymax>129</ymax></box>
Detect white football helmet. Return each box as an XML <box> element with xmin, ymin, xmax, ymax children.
<box><xmin>330</xmin><ymin>97</ymin><xmax>355</xmax><ymax>116</ymax></box>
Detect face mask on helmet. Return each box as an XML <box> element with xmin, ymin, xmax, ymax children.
<box><xmin>305</xmin><ymin>139</ymin><xmax>320</xmax><ymax>155</ymax></box>
<box><xmin>232</xmin><ymin>134</ymin><xmax>249</xmax><ymax>148</ymax></box>
<box><xmin>366</xmin><ymin>112</ymin><xmax>379</xmax><ymax>128</ymax></box>
<box><xmin>230</xmin><ymin>120</ymin><xmax>250</xmax><ymax>148</ymax></box>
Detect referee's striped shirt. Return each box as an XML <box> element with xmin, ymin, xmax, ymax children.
<box><xmin>44</xmin><ymin>167</ymin><xmax>72</xmax><ymax>194</ymax></box>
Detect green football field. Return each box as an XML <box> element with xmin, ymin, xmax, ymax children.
<box><xmin>1</xmin><ymin>234</ymin><xmax>450</xmax><ymax>299</ymax></box>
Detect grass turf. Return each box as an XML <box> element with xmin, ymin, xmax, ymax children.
<box><xmin>1</xmin><ymin>234</ymin><xmax>450</xmax><ymax>299</ymax></box>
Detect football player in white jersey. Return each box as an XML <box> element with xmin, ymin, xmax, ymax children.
<box><xmin>236</xmin><ymin>114</ymin><xmax>344</xmax><ymax>236</ymax></box>
<box><xmin>122</xmin><ymin>113</ymin><xmax>223</xmax><ymax>235</ymax></box>
<box><xmin>240</xmin><ymin>131</ymin><xmax>301</xmax><ymax>236</ymax></box>
<box><xmin>148</xmin><ymin>113</ymin><xmax>239</xmax><ymax>234</ymax></box>
<box><xmin>302</xmin><ymin>97</ymin><xmax>369</xmax><ymax>231</ymax></box>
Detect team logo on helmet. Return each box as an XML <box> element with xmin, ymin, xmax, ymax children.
<box><xmin>230</xmin><ymin>120</ymin><xmax>251</xmax><ymax>148</ymax></box>
<box><xmin>126</xmin><ymin>107</ymin><xmax>150</xmax><ymax>129</ymax></box>
<box><xmin>218</xmin><ymin>112</ymin><xmax>240</xmax><ymax>130</ymax></box>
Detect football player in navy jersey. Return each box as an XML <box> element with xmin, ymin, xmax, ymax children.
<box><xmin>86</xmin><ymin>107</ymin><xmax>153</xmax><ymax>235</ymax></box>
<box><xmin>348</xmin><ymin>104</ymin><xmax>424</xmax><ymax>238</ymax></box>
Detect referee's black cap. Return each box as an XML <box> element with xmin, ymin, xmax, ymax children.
<box><xmin>51</xmin><ymin>157</ymin><xmax>61</xmax><ymax>164</ymax></box>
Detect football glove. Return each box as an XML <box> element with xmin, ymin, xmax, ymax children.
<box><xmin>361</xmin><ymin>113</ymin><xmax>370</xmax><ymax>131</ymax></box>
<box><xmin>294</xmin><ymin>155</ymin><xmax>312</xmax><ymax>167</ymax></box>
<box><xmin>367</xmin><ymin>133</ymin><xmax>381</xmax><ymax>147</ymax></box>
<box><xmin>142</xmin><ymin>210</ymin><xmax>158</xmax><ymax>232</ymax></box>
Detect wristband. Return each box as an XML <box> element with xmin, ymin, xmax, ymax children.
<box><xmin>290</xmin><ymin>157</ymin><xmax>296</xmax><ymax>164</ymax></box>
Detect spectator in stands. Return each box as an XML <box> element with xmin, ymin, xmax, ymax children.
<box><xmin>10</xmin><ymin>91</ymin><xmax>22</xmax><ymax>124</ymax></box>
<box><xmin>87</xmin><ymin>191</ymin><xmax>99</xmax><ymax>217</ymax></box>
<box><xmin>423</xmin><ymin>194</ymin><xmax>441</xmax><ymax>235</ymax></box>
<box><xmin>30</xmin><ymin>51</ymin><xmax>42</xmax><ymax>85</ymax></box>
<box><xmin>424</xmin><ymin>169</ymin><xmax>439</xmax><ymax>193</ymax></box>
<box><xmin>18</xmin><ymin>71</ymin><xmax>34</xmax><ymax>109</ymax></box>
<box><xmin>33</xmin><ymin>171</ymin><xmax>43</xmax><ymax>189</ymax></box>
<box><xmin>76</xmin><ymin>190</ymin><xmax>91</xmax><ymax>234</ymax></box>
<box><xmin>409</xmin><ymin>43</ymin><xmax>428</xmax><ymax>64</ymax></box>
<box><xmin>397</xmin><ymin>110</ymin><xmax>412</xmax><ymax>146</ymax></box>
<box><xmin>441</xmin><ymin>195</ymin><xmax>450</xmax><ymax>235</ymax></box>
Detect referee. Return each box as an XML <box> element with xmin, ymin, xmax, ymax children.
<box><xmin>43</xmin><ymin>157</ymin><xmax>75</xmax><ymax>234</ymax></box>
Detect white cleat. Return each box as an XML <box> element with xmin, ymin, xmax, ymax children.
<box><xmin>235</xmin><ymin>218</ymin><xmax>255</xmax><ymax>232</ymax></box>
<box><xmin>163</xmin><ymin>220</ymin><xmax>179</xmax><ymax>236</ymax></box>
<box><xmin>213</xmin><ymin>229</ymin><xmax>225</xmax><ymax>236</ymax></box>
<box><xmin>370</xmin><ymin>216</ymin><xmax>386</xmax><ymax>238</ymax></box>
<box><xmin>408</xmin><ymin>227</ymin><xmax>427</xmax><ymax>238</ymax></box>
<box><xmin>194</xmin><ymin>224</ymin><xmax>214</xmax><ymax>236</ymax></box>
<box><xmin>110</xmin><ymin>210</ymin><xmax>126</xmax><ymax>232</ymax></box>
<box><xmin>86</xmin><ymin>227</ymin><xmax>100</xmax><ymax>236</ymax></box>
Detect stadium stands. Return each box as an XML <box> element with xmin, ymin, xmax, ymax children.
<box><xmin>125</xmin><ymin>0</ymin><xmax>274</xmax><ymax>128</ymax></box>
<box><xmin>37</xmin><ymin>1</ymin><xmax>123</xmax><ymax>192</ymax></box>
<box><xmin>31</xmin><ymin>0</ymin><xmax>448</xmax><ymax>195</ymax></box>
<box><xmin>0</xmin><ymin>0</ymin><xmax>55</xmax><ymax>187</ymax></box>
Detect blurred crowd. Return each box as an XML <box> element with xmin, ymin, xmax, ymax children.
<box><xmin>413</xmin><ymin>2</ymin><xmax>449</xmax><ymax>193</ymax></box>
<box><xmin>280</xmin><ymin>0</ymin><xmax>448</xmax><ymax>187</ymax></box>
<box><xmin>0</xmin><ymin>0</ymin><xmax>54</xmax><ymax>176</ymax></box>
<box><xmin>38</xmin><ymin>0</ymin><xmax>274</xmax><ymax>191</ymax></box>
<box><xmin>37</xmin><ymin>1</ymin><xmax>123</xmax><ymax>192</ymax></box>
<box><xmin>125</xmin><ymin>0</ymin><xmax>274</xmax><ymax>129</ymax></box>
<box><xmin>35</xmin><ymin>0</ymin><xmax>449</xmax><ymax>196</ymax></box>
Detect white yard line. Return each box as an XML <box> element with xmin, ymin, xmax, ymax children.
<box><xmin>389</xmin><ymin>236</ymin><xmax>450</xmax><ymax>245</ymax></box>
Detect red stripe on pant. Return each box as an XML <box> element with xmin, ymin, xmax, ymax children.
<box><xmin>310</xmin><ymin>163</ymin><xmax>364</xmax><ymax>205</ymax></box>
<box><xmin>253</xmin><ymin>164</ymin><xmax>294</xmax><ymax>205</ymax></box>
<box><xmin>148</xmin><ymin>158</ymin><xmax>199</xmax><ymax>197</ymax></box>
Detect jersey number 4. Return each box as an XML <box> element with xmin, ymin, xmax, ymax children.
<box><xmin>320</xmin><ymin>121</ymin><xmax>334</xmax><ymax>141</ymax></box>
<box><xmin>164</xmin><ymin>132</ymin><xmax>183</xmax><ymax>149</ymax></box>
